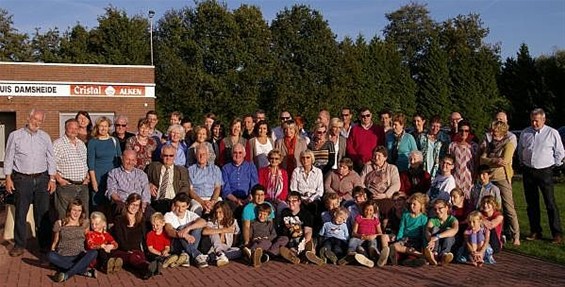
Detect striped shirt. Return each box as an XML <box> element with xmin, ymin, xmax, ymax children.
<box><xmin>4</xmin><ymin>126</ymin><xmax>56</xmax><ymax>175</ymax></box>
<box><xmin>106</xmin><ymin>166</ymin><xmax>150</xmax><ymax>203</ymax></box>
<box><xmin>53</xmin><ymin>135</ymin><xmax>88</xmax><ymax>182</ymax></box>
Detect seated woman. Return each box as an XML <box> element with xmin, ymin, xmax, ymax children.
<box><xmin>258</xmin><ymin>149</ymin><xmax>289</xmax><ymax>213</ymax></box>
<box><xmin>399</xmin><ymin>150</ymin><xmax>431</xmax><ymax>196</ymax></box>
<box><xmin>324</xmin><ymin>157</ymin><xmax>362</xmax><ymax>203</ymax></box>
<box><xmin>424</xmin><ymin>199</ymin><xmax>459</xmax><ymax>266</ymax></box>
<box><xmin>49</xmin><ymin>199</ymin><xmax>97</xmax><ymax>282</ymax></box>
<box><xmin>385</xmin><ymin>113</ymin><xmax>418</xmax><ymax>172</ymax></box>
<box><xmin>125</xmin><ymin>118</ymin><xmax>158</xmax><ymax>171</ymax></box>
<box><xmin>111</xmin><ymin>193</ymin><xmax>158</xmax><ymax>280</ymax></box>
<box><xmin>360</xmin><ymin>146</ymin><xmax>401</xmax><ymax>217</ymax></box>
<box><xmin>290</xmin><ymin>150</ymin><xmax>324</xmax><ymax>220</ymax></box>
<box><xmin>450</xmin><ymin>187</ymin><xmax>473</xmax><ymax>252</ymax></box>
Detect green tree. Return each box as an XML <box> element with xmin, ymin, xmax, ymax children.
<box><xmin>0</xmin><ymin>8</ymin><xmax>31</xmax><ymax>61</ymax></box>
<box><xmin>416</xmin><ymin>37</ymin><xmax>451</xmax><ymax>119</ymax></box>
<box><xmin>32</xmin><ymin>27</ymin><xmax>62</xmax><ymax>62</ymax></box>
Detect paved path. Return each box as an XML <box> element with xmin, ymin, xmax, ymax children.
<box><xmin>0</xmin><ymin>209</ymin><xmax>564</xmax><ymax>286</ymax></box>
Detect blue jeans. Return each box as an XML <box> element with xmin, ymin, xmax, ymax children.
<box><xmin>12</xmin><ymin>172</ymin><xmax>51</xmax><ymax>250</ymax></box>
<box><xmin>430</xmin><ymin>227</ymin><xmax>455</xmax><ymax>256</ymax></box>
<box><xmin>48</xmin><ymin>250</ymin><xmax>98</xmax><ymax>278</ymax></box>
<box><xmin>348</xmin><ymin>237</ymin><xmax>377</xmax><ymax>253</ymax></box>
<box><xmin>172</xmin><ymin>228</ymin><xmax>203</xmax><ymax>259</ymax></box>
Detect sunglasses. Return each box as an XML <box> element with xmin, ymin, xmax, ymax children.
<box><xmin>361</xmin><ymin>114</ymin><xmax>371</xmax><ymax>118</ymax></box>
<box><xmin>280</xmin><ymin>116</ymin><xmax>291</xmax><ymax>120</ymax></box>
<box><xmin>301</xmin><ymin>156</ymin><xmax>311</xmax><ymax>159</ymax></box>
<box><xmin>162</xmin><ymin>154</ymin><xmax>175</xmax><ymax>158</ymax></box>
<box><xmin>341</xmin><ymin>114</ymin><xmax>350</xmax><ymax>117</ymax></box>
<box><xmin>115</xmin><ymin>124</ymin><xmax>127</xmax><ymax>127</ymax></box>
<box><xmin>316</xmin><ymin>130</ymin><xmax>326</xmax><ymax>134</ymax></box>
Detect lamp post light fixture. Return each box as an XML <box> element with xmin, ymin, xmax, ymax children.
<box><xmin>148</xmin><ymin>10</ymin><xmax>155</xmax><ymax>66</ymax></box>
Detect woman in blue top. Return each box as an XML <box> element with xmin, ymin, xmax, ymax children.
<box><xmin>88</xmin><ymin>116</ymin><xmax>122</xmax><ymax>209</ymax></box>
<box><xmin>386</xmin><ymin>113</ymin><xmax>418</xmax><ymax>172</ymax></box>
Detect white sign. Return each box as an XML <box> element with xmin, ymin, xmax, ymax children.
<box><xmin>0</xmin><ymin>83</ymin><xmax>155</xmax><ymax>97</ymax></box>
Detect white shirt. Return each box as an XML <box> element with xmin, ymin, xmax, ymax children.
<box><xmin>518</xmin><ymin>125</ymin><xmax>565</xmax><ymax>169</ymax></box>
<box><xmin>165</xmin><ymin>210</ymin><xmax>200</xmax><ymax>230</ymax></box>
<box><xmin>290</xmin><ymin>166</ymin><xmax>324</xmax><ymax>201</ymax></box>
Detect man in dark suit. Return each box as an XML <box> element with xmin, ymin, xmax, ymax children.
<box><xmin>147</xmin><ymin>144</ymin><xmax>191</xmax><ymax>213</ymax></box>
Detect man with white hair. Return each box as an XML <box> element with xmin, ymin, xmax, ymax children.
<box><xmin>221</xmin><ymin>143</ymin><xmax>258</xmax><ymax>210</ymax></box>
<box><xmin>188</xmin><ymin>144</ymin><xmax>223</xmax><ymax>216</ymax></box>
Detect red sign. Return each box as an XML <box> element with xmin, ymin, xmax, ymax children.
<box><xmin>71</xmin><ymin>85</ymin><xmax>146</xmax><ymax>96</ymax></box>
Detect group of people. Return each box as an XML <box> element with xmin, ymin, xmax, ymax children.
<box><xmin>3</xmin><ymin>106</ymin><xmax>563</xmax><ymax>282</ymax></box>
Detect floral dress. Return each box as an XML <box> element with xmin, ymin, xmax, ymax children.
<box><xmin>449</xmin><ymin>140</ymin><xmax>478</xmax><ymax>197</ymax></box>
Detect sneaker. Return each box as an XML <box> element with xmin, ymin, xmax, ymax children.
<box><xmin>261</xmin><ymin>253</ymin><xmax>270</xmax><ymax>264</ymax></box>
<box><xmin>368</xmin><ymin>246</ymin><xmax>379</xmax><ymax>260</ymax></box>
<box><xmin>319</xmin><ymin>247</ymin><xmax>328</xmax><ymax>262</ymax></box>
<box><xmin>377</xmin><ymin>246</ymin><xmax>390</xmax><ymax>267</ymax></box>
<box><xmin>9</xmin><ymin>246</ymin><xmax>24</xmax><ymax>257</ymax></box>
<box><xmin>401</xmin><ymin>258</ymin><xmax>426</xmax><ymax>267</ymax></box>
<box><xmin>337</xmin><ymin>252</ymin><xmax>356</xmax><ymax>265</ymax></box>
<box><xmin>252</xmin><ymin>248</ymin><xmax>263</xmax><ymax>267</ymax></box>
<box><xmin>324</xmin><ymin>250</ymin><xmax>338</xmax><ymax>264</ymax></box>
<box><xmin>143</xmin><ymin>261</ymin><xmax>158</xmax><ymax>280</ymax></box>
<box><xmin>106</xmin><ymin>257</ymin><xmax>116</xmax><ymax>274</ymax></box>
<box><xmin>442</xmin><ymin>252</ymin><xmax>454</xmax><ymax>265</ymax></box>
<box><xmin>83</xmin><ymin>268</ymin><xmax>97</xmax><ymax>278</ymax></box>
<box><xmin>53</xmin><ymin>272</ymin><xmax>67</xmax><ymax>282</ymax></box>
<box><xmin>354</xmin><ymin>253</ymin><xmax>374</xmax><ymax>268</ymax></box>
<box><xmin>279</xmin><ymin>247</ymin><xmax>300</xmax><ymax>265</ymax></box>
<box><xmin>242</xmin><ymin>247</ymin><xmax>252</xmax><ymax>261</ymax></box>
<box><xmin>216</xmin><ymin>252</ymin><xmax>229</xmax><ymax>267</ymax></box>
<box><xmin>162</xmin><ymin>255</ymin><xmax>178</xmax><ymax>268</ymax></box>
<box><xmin>178</xmin><ymin>253</ymin><xmax>190</xmax><ymax>267</ymax></box>
<box><xmin>113</xmin><ymin>257</ymin><xmax>123</xmax><ymax>273</ymax></box>
<box><xmin>305</xmin><ymin>251</ymin><xmax>325</xmax><ymax>266</ymax></box>
<box><xmin>195</xmin><ymin>254</ymin><xmax>209</xmax><ymax>268</ymax></box>
<box><xmin>424</xmin><ymin>248</ymin><xmax>437</xmax><ymax>266</ymax></box>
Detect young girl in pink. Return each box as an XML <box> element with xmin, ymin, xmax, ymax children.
<box><xmin>345</xmin><ymin>201</ymin><xmax>390</xmax><ymax>267</ymax></box>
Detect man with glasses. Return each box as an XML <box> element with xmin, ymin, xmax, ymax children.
<box><xmin>340</xmin><ymin>107</ymin><xmax>355</xmax><ymax>138</ymax></box>
<box><xmin>221</xmin><ymin>144</ymin><xmax>258</xmax><ymax>213</ymax></box>
<box><xmin>112</xmin><ymin>114</ymin><xmax>135</xmax><ymax>152</ymax></box>
<box><xmin>147</xmin><ymin>144</ymin><xmax>191</xmax><ymax>214</ymax></box>
<box><xmin>346</xmin><ymin>107</ymin><xmax>385</xmax><ymax>173</ymax></box>
<box><xmin>272</xmin><ymin>111</ymin><xmax>292</xmax><ymax>141</ymax></box>
<box><xmin>518</xmin><ymin>108</ymin><xmax>564</xmax><ymax>244</ymax></box>
<box><xmin>146</xmin><ymin>110</ymin><xmax>163</xmax><ymax>141</ymax></box>
<box><xmin>277</xmin><ymin>191</ymin><xmax>315</xmax><ymax>264</ymax></box>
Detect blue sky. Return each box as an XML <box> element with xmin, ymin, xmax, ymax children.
<box><xmin>3</xmin><ymin>0</ymin><xmax>564</xmax><ymax>59</ymax></box>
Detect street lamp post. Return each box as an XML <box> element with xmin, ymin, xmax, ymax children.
<box><xmin>148</xmin><ymin>10</ymin><xmax>155</xmax><ymax>66</ymax></box>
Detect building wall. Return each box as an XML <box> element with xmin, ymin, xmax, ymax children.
<box><xmin>0</xmin><ymin>62</ymin><xmax>155</xmax><ymax>139</ymax></box>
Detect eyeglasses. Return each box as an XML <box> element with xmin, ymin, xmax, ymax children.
<box><xmin>115</xmin><ymin>124</ymin><xmax>127</xmax><ymax>127</ymax></box>
<box><xmin>162</xmin><ymin>154</ymin><xmax>175</xmax><ymax>158</ymax></box>
<box><xmin>361</xmin><ymin>114</ymin><xmax>371</xmax><ymax>118</ymax></box>
<box><xmin>268</xmin><ymin>157</ymin><xmax>281</xmax><ymax>160</ymax></box>
<box><xmin>341</xmin><ymin>114</ymin><xmax>350</xmax><ymax>117</ymax></box>
<box><xmin>316</xmin><ymin>130</ymin><xmax>326</xmax><ymax>134</ymax></box>
<box><xmin>280</xmin><ymin>116</ymin><xmax>291</xmax><ymax>120</ymax></box>
<box><xmin>442</xmin><ymin>161</ymin><xmax>454</xmax><ymax>166</ymax></box>
<box><xmin>460</xmin><ymin>129</ymin><xmax>470</xmax><ymax>133</ymax></box>
<box><xmin>301</xmin><ymin>156</ymin><xmax>311</xmax><ymax>159</ymax></box>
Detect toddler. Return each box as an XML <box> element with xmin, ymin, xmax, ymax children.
<box><xmin>146</xmin><ymin>212</ymin><xmax>187</xmax><ymax>269</ymax></box>
<box><xmin>244</xmin><ymin>203</ymin><xmax>277</xmax><ymax>267</ymax></box>
<box><xmin>457</xmin><ymin>211</ymin><xmax>492</xmax><ymax>266</ymax></box>
<box><xmin>316</xmin><ymin>207</ymin><xmax>349</xmax><ymax>264</ymax></box>
<box><xmin>86</xmin><ymin>211</ymin><xmax>120</xmax><ymax>274</ymax></box>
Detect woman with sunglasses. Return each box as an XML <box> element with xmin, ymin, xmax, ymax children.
<box><xmin>448</xmin><ymin>120</ymin><xmax>479</xmax><ymax>197</ymax></box>
<box><xmin>308</xmin><ymin>122</ymin><xmax>335</xmax><ymax>176</ymax></box>
<box><xmin>258</xmin><ymin>149</ymin><xmax>289</xmax><ymax>213</ymax></box>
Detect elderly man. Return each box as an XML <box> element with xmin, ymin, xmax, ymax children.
<box><xmin>106</xmin><ymin>150</ymin><xmax>151</xmax><ymax>215</ymax></box>
<box><xmin>221</xmin><ymin>143</ymin><xmax>258</xmax><ymax>210</ymax></box>
<box><xmin>4</xmin><ymin>109</ymin><xmax>56</xmax><ymax>257</ymax></box>
<box><xmin>53</xmin><ymin>118</ymin><xmax>90</xmax><ymax>219</ymax></box>
<box><xmin>147</xmin><ymin>144</ymin><xmax>191</xmax><ymax>214</ymax></box>
<box><xmin>346</xmin><ymin>107</ymin><xmax>385</xmax><ymax>173</ymax></box>
<box><xmin>518</xmin><ymin>108</ymin><xmax>565</xmax><ymax>244</ymax></box>
<box><xmin>111</xmin><ymin>114</ymin><xmax>135</xmax><ymax>153</ymax></box>
<box><xmin>316</xmin><ymin>109</ymin><xmax>331</xmax><ymax>129</ymax></box>
<box><xmin>449</xmin><ymin>111</ymin><xmax>463</xmax><ymax>140</ymax></box>
<box><xmin>188</xmin><ymin>144</ymin><xmax>223</xmax><ymax>216</ymax></box>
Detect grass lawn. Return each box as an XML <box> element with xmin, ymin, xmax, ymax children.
<box><xmin>505</xmin><ymin>178</ymin><xmax>565</xmax><ymax>265</ymax></box>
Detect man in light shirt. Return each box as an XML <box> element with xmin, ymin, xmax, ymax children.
<box><xmin>518</xmin><ymin>108</ymin><xmax>564</xmax><ymax>244</ymax></box>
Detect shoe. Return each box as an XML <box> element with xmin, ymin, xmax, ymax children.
<box><xmin>377</xmin><ymin>247</ymin><xmax>390</xmax><ymax>267</ymax></box>
<box><xmin>178</xmin><ymin>253</ymin><xmax>190</xmax><ymax>267</ymax></box>
<box><xmin>338</xmin><ymin>252</ymin><xmax>356</xmax><ymax>265</ymax></box>
<box><xmin>143</xmin><ymin>261</ymin><xmax>157</xmax><ymax>280</ymax></box>
<box><xmin>305</xmin><ymin>251</ymin><xmax>325</xmax><ymax>266</ymax></box>
<box><xmin>195</xmin><ymin>254</ymin><xmax>209</xmax><ymax>268</ymax></box>
<box><xmin>216</xmin><ymin>252</ymin><xmax>229</xmax><ymax>267</ymax></box>
<box><xmin>401</xmin><ymin>258</ymin><xmax>426</xmax><ymax>267</ymax></box>
<box><xmin>154</xmin><ymin>260</ymin><xmax>162</xmax><ymax>275</ymax></box>
<box><xmin>106</xmin><ymin>257</ymin><xmax>116</xmax><ymax>274</ymax></box>
<box><xmin>526</xmin><ymin>233</ymin><xmax>542</xmax><ymax>241</ymax></box>
<box><xmin>354</xmin><ymin>253</ymin><xmax>374</xmax><ymax>268</ymax></box>
<box><xmin>368</xmin><ymin>246</ymin><xmax>378</xmax><ymax>260</ymax></box>
<box><xmin>389</xmin><ymin>247</ymin><xmax>398</xmax><ymax>266</ymax></box>
<box><xmin>442</xmin><ymin>252</ymin><xmax>454</xmax><ymax>265</ymax></box>
<box><xmin>53</xmin><ymin>272</ymin><xmax>67</xmax><ymax>282</ymax></box>
<box><xmin>324</xmin><ymin>250</ymin><xmax>338</xmax><ymax>264</ymax></box>
<box><xmin>242</xmin><ymin>247</ymin><xmax>252</xmax><ymax>261</ymax></box>
<box><xmin>319</xmin><ymin>247</ymin><xmax>328</xmax><ymax>262</ymax></box>
<box><xmin>305</xmin><ymin>240</ymin><xmax>314</xmax><ymax>252</ymax></box>
<box><xmin>162</xmin><ymin>255</ymin><xmax>178</xmax><ymax>268</ymax></box>
<box><xmin>83</xmin><ymin>268</ymin><xmax>97</xmax><ymax>278</ymax></box>
<box><xmin>9</xmin><ymin>246</ymin><xmax>24</xmax><ymax>257</ymax></box>
<box><xmin>424</xmin><ymin>249</ymin><xmax>437</xmax><ymax>266</ymax></box>
<box><xmin>113</xmin><ymin>257</ymin><xmax>123</xmax><ymax>273</ymax></box>
<box><xmin>252</xmin><ymin>248</ymin><xmax>263</xmax><ymax>267</ymax></box>
<box><xmin>552</xmin><ymin>235</ymin><xmax>562</xmax><ymax>244</ymax></box>
<box><xmin>261</xmin><ymin>253</ymin><xmax>270</xmax><ymax>264</ymax></box>
<box><xmin>279</xmin><ymin>247</ymin><xmax>300</xmax><ymax>264</ymax></box>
